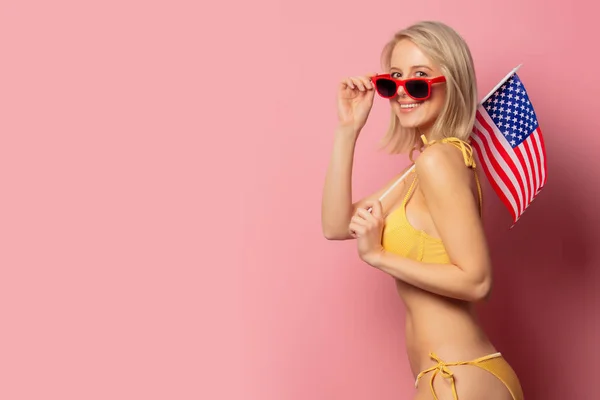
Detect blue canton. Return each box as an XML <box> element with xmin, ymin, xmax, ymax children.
<box><xmin>482</xmin><ymin>74</ymin><xmax>539</xmax><ymax>148</ymax></box>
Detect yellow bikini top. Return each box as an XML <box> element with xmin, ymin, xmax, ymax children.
<box><xmin>381</xmin><ymin>136</ymin><xmax>482</xmax><ymax>264</ymax></box>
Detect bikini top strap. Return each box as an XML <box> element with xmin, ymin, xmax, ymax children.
<box><xmin>402</xmin><ymin>173</ymin><xmax>419</xmax><ymax>206</ymax></box>
<box><xmin>420</xmin><ymin>134</ymin><xmax>477</xmax><ymax>168</ymax></box>
<box><xmin>419</xmin><ymin>135</ymin><xmax>483</xmax><ymax>217</ymax></box>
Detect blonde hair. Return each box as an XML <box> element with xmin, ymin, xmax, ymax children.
<box><xmin>379</xmin><ymin>21</ymin><xmax>478</xmax><ymax>154</ymax></box>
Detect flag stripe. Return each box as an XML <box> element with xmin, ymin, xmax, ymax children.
<box><xmin>472</xmin><ymin>123</ymin><xmax>523</xmax><ymax>217</ymax></box>
<box><xmin>476</xmin><ymin>111</ymin><xmax>529</xmax><ymax>212</ymax></box>
<box><xmin>513</xmin><ymin>143</ymin><xmax>532</xmax><ymax>204</ymax></box>
<box><xmin>522</xmin><ymin>139</ymin><xmax>538</xmax><ymax>201</ymax></box>
<box><xmin>471</xmin><ymin>136</ymin><xmax>519</xmax><ymax>221</ymax></box>
<box><xmin>526</xmin><ymin>136</ymin><xmax>541</xmax><ymax>194</ymax></box>
<box><xmin>533</xmin><ymin>128</ymin><xmax>548</xmax><ymax>186</ymax></box>
<box><xmin>474</xmin><ymin>115</ymin><xmax>524</xmax><ymax>215</ymax></box>
<box><xmin>471</xmin><ymin>129</ymin><xmax>520</xmax><ymax>219</ymax></box>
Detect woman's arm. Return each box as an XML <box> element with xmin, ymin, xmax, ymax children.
<box><xmin>371</xmin><ymin>253</ymin><xmax>491</xmax><ymax>302</ymax></box>
<box><xmin>363</xmin><ymin>143</ymin><xmax>493</xmax><ymax>302</ymax></box>
<box><xmin>321</xmin><ymin>127</ymin><xmax>413</xmax><ymax>241</ymax></box>
<box><xmin>321</xmin><ymin>125</ymin><xmax>360</xmax><ymax>240</ymax></box>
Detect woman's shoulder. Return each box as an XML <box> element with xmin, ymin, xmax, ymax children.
<box><xmin>415</xmin><ymin>136</ymin><xmax>475</xmax><ymax>186</ymax></box>
<box><xmin>417</xmin><ymin>138</ymin><xmax>469</xmax><ymax>169</ymax></box>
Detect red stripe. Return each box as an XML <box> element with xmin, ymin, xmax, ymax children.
<box><xmin>471</xmin><ymin>136</ymin><xmax>518</xmax><ymax>222</ymax></box>
<box><xmin>528</xmin><ymin>133</ymin><xmax>543</xmax><ymax>193</ymax></box>
<box><xmin>486</xmin><ymin>120</ymin><xmax>528</xmax><ymax>211</ymax></box>
<box><xmin>475</xmin><ymin>111</ymin><xmax>524</xmax><ymax>215</ymax></box>
<box><xmin>535</xmin><ymin>127</ymin><xmax>548</xmax><ymax>187</ymax></box>
<box><xmin>522</xmin><ymin>138</ymin><xmax>538</xmax><ymax>200</ymax></box>
<box><xmin>513</xmin><ymin>145</ymin><xmax>532</xmax><ymax>204</ymax></box>
<box><xmin>472</xmin><ymin>118</ymin><xmax>522</xmax><ymax>218</ymax></box>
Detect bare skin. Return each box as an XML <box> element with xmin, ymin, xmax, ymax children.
<box><xmin>322</xmin><ymin>39</ymin><xmax>517</xmax><ymax>399</ymax></box>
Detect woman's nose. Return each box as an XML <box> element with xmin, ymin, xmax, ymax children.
<box><xmin>396</xmin><ymin>84</ymin><xmax>407</xmax><ymax>97</ymax></box>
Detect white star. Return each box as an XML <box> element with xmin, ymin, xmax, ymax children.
<box><xmin>492</xmin><ymin>113</ymin><xmax>498</xmax><ymax>119</ymax></box>
<box><xmin>507</xmin><ymin>101</ymin><xmax>513</xmax><ymax>106</ymax></box>
<box><xmin>499</xmin><ymin>121</ymin><xmax>504</xmax><ymax>127</ymax></box>
<box><xmin>516</xmin><ymin>81</ymin><xmax>522</xmax><ymax>86</ymax></box>
<box><xmin>510</xmin><ymin>139</ymin><xmax>516</xmax><ymax>146</ymax></box>
<box><xmin>518</xmin><ymin>135</ymin><xmax>523</xmax><ymax>140</ymax></box>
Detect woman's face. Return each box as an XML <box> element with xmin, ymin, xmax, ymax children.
<box><xmin>388</xmin><ymin>39</ymin><xmax>446</xmax><ymax>135</ymax></box>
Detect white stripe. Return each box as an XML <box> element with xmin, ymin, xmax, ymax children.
<box><xmin>523</xmin><ymin>138</ymin><xmax>540</xmax><ymax>195</ymax></box>
<box><xmin>471</xmin><ymin>134</ymin><xmax>520</xmax><ymax>219</ymax></box>
<box><xmin>532</xmin><ymin>129</ymin><xmax>546</xmax><ymax>186</ymax></box>
<box><xmin>477</xmin><ymin>109</ymin><xmax>530</xmax><ymax>211</ymax></box>
<box><xmin>473</xmin><ymin>115</ymin><xmax>525</xmax><ymax>215</ymax></box>
<box><xmin>517</xmin><ymin>141</ymin><xmax>535</xmax><ymax>203</ymax></box>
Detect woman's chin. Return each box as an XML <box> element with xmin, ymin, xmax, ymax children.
<box><xmin>396</xmin><ymin>114</ymin><xmax>425</xmax><ymax>128</ymax></box>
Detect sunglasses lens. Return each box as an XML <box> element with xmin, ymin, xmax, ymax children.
<box><xmin>405</xmin><ymin>80</ymin><xmax>429</xmax><ymax>99</ymax></box>
<box><xmin>375</xmin><ymin>79</ymin><xmax>397</xmax><ymax>98</ymax></box>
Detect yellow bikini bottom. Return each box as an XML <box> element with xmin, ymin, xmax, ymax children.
<box><xmin>415</xmin><ymin>352</ymin><xmax>524</xmax><ymax>400</ymax></box>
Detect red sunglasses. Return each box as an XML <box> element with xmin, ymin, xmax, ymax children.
<box><xmin>370</xmin><ymin>74</ymin><xmax>446</xmax><ymax>101</ymax></box>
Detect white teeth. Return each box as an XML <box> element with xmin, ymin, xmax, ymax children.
<box><xmin>400</xmin><ymin>103</ymin><xmax>423</xmax><ymax>109</ymax></box>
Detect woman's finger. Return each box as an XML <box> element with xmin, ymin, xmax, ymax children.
<box><xmin>349</xmin><ymin>223</ymin><xmax>365</xmax><ymax>236</ymax></box>
<box><xmin>351</xmin><ymin>215</ymin><xmax>368</xmax><ymax>226</ymax></box>
<box><xmin>356</xmin><ymin>208</ymin><xmax>376</xmax><ymax>222</ymax></box>
<box><xmin>343</xmin><ymin>78</ymin><xmax>356</xmax><ymax>90</ymax></box>
<box><xmin>358</xmin><ymin>75</ymin><xmax>374</xmax><ymax>90</ymax></box>
<box><xmin>350</xmin><ymin>77</ymin><xmax>366</xmax><ymax>91</ymax></box>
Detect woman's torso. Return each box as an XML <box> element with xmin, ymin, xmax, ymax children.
<box><xmin>380</xmin><ymin>156</ymin><xmax>496</xmax><ymax>377</ymax></box>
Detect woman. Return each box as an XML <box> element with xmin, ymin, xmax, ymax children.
<box><xmin>321</xmin><ymin>21</ymin><xmax>524</xmax><ymax>400</ymax></box>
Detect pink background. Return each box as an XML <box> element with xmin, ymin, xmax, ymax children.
<box><xmin>1</xmin><ymin>0</ymin><xmax>598</xmax><ymax>399</ymax></box>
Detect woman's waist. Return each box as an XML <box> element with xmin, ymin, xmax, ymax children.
<box><xmin>403</xmin><ymin>304</ymin><xmax>495</xmax><ymax>376</ymax></box>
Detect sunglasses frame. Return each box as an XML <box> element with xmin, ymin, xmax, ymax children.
<box><xmin>370</xmin><ymin>74</ymin><xmax>447</xmax><ymax>101</ymax></box>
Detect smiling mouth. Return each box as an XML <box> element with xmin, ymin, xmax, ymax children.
<box><xmin>399</xmin><ymin>102</ymin><xmax>424</xmax><ymax>109</ymax></box>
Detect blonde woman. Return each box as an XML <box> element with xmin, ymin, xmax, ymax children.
<box><xmin>321</xmin><ymin>21</ymin><xmax>524</xmax><ymax>400</ymax></box>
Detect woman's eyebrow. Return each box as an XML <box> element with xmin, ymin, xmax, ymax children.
<box><xmin>390</xmin><ymin>65</ymin><xmax>433</xmax><ymax>71</ymax></box>
<box><xmin>412</xmin><ymin>65</ymin><xmax>433</xmax><ymax>71</ymax></box>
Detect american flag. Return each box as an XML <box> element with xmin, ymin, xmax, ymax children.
<box><xmin>471</xmin><ymin>69</ymin><xmax>547</xmax><ymax>225</ymax></box>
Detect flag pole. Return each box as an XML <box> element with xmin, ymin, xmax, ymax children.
<box><xmin>480</xmin><ymin>64</ymin><xmax>523</xmax><ymax>104</ymax></box>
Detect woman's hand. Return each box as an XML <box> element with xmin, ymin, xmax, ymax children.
<box><xmin>349</xmin><ymin>200</ymin><xmax>385</xmax><ymax>266</ymax></box>
<box><xmin>337</xmin><ymin>74</ymin><xmax>376</xmax><ymax>134</ymax></box>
